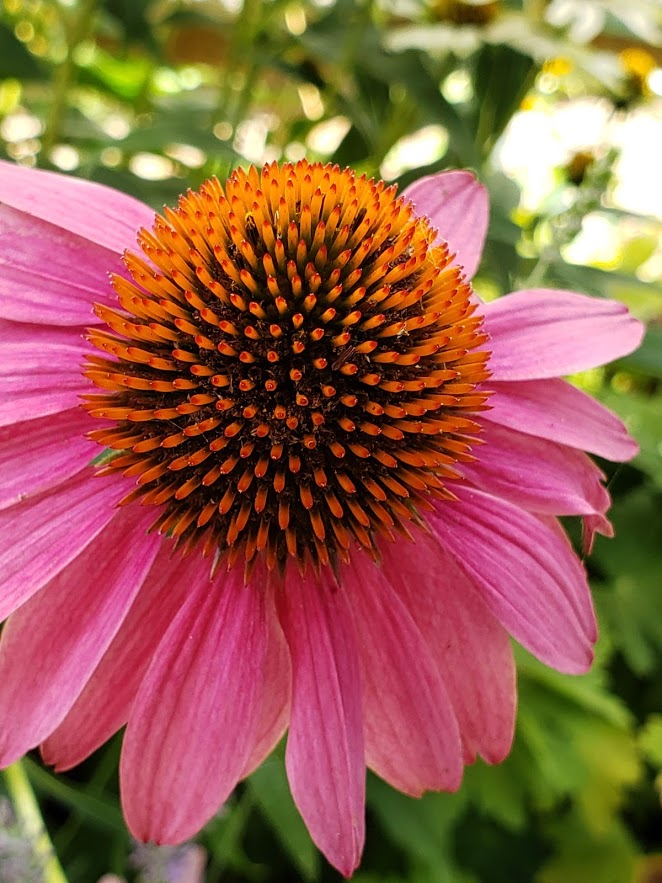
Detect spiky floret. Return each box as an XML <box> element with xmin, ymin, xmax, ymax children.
<box><xmin>84</xmin><ymin>160</ymin><xmax>490</xmax><ymax>578</ymax></box>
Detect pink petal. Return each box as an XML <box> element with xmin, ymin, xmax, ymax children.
<box><xmin>0</xmin><ymin>470</ymin><xmax>131</xmax><ymax>621</ymax></box>
<box><xmin>0</xmin><ymin>320</ymin><xmax>92</xmax><ymax>425</ymax></box>
<box><xmin>483</xmin><ymin>289</ymin><xmax>644</xmax><ymax>380</ymax></box>
<box><xmin>0</xmin><ymin>408</ymin><xmax>97</xmax><ymax>511</ymax></box>
<box><xmin>241</xmin><ymin>592</ymin><xmax>291</xmax><ymax>779</ymax></box>
<box><xmin>0</xmin><ymin>505</ymin><xmax>159</xmax><ymax>766</ymax></box>
<box><xmin>0</xmin><ymin>159</ymin><xmax>154</xmax><ymax>254</ymax></box>
<box><xmin>483</xmin><ymin>378</ymin><xmax>638</xmax><ymax>462</ymax></box>
<box><xmin>0</xmin><ymin>204</ymin><xmax>121</xmax><ymax>326</ymax></box>
<box><xmin>381</xmin><ymin>536</ymin><xmax>516</xmax><ymax>765</ymax></box>
<box><xmin>430</xmin><ymin>487</ymin><xmax>597</xmax><ymax>674</ymax></box>
<box><xmin>277</xmin><ymin>573</ymin><xmax>365</xmax><ymax>878</ymax></box>
<box><xmin>347</xmin><ymin>553</ymin><xmax>464</xmax><ymax>794</ymax></box>
<box><xmin>42</xmin><ymin>544</ymin><xmax>206</xmax><ymax>771</ymax></box>
<box><xmin>120</xmin><ymin>570</ymin><xmax>269</xmax><ymax>844</ymax></box>
<box><xmin>462</xmin><ymin>420</ymin><xmax>611</xmax><ymax>519</ymax></box>
<box><xmin>402</xmin><ymin>170</ymin><xmax>489</xmax><ymax>279</ymax></box>
<box><xmin>582</xmin><ymin>512</ymin><xmax>614</xmax><ymax>556</ymax></box>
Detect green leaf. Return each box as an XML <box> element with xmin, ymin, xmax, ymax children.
<box><xmin>618</xmin><ymin>326</ymin><xmax>662</xmax><ymax>380</ymax></box>
<box><xmin>247</xmin><ymin>757</ymin><xmax>319</xmax><ymax>881</ymax></box>
<box><xmin>594</xmin><ymin>488</ymin><xmax>662</xmax><ymax>675</ymax></box>
<box><xmin>102</xmin><ymin>0</ymin><xmax>160</xmax><ymax>49</ymax></box>
<box><xmin>598</xmin><ymin>388</ymin><xmax>662</xmax><ymax>489</ymax></box>
<box><xmin>619</xmin><ymin>235</ymin><xmax>659</xmax><ymax>275</ymax></box>
<box><xmin>472</xmin><ymin>43</ymin><xmax>537</xmax><ymax>153</ymax></box>
<box><xmin>463</xmin><ymin>758</ymin><xmax>529</xmax><ymax>831</ymax></box>
<box><xmin>546</xmin><ymin>260</ymin><xmax>660</xmax><ymax>302</ymax></box>
<box><xmin>367</xmin><ymin>775</ymin><xmax>467</xmax><ymax>882</ymax></box>
<box><xmin>507</xmin><ymin>651</ymin><xmax>642</xmax><ymax>830</ymax></box>
<box><xmin>364</xmin><ymin>49</ymin><xmax>478</xmax><ymax>166</ymax></box>
<box><xmin>573</xmin><ymin>721</ymin><xmax>642</xmax><ymax>834</ymax></box>
<box><xmin>23</xmin><ymin>759</ymin><xmax>124</xmax><ymax>832</ymax></box>
<box><xmin>485</xmin><ymin>170</ymin><xmax>522</xmax><ymax>243</ymax></box>
<box><xmin>538</xmin><ymin>814</ymin><xmax>637</xmax><ymax>883</ymax></box>
<box><xmin>119</xmin><ymin>107</ymin><xmax>236</xmax><ymax>156</ymax></box>
<box><xmin>201</xmin><ymin>790</ymin><xmax>256</xmax><ymax>877</ymax></box>
<box><xmin>638</xmin><ymin>715</ymin><xmax>662</xmax><ymax>769</ymax></box>
<box><xmin>0</xmin><ymin>22</ymin><xmax>43</xmax><ymax>80</ymax></box>
<box><xmin>79</xmin><ymin>46</ymin><xmax>153</xmax><ymax>101</ymax></box>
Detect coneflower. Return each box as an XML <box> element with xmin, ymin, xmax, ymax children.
<box><xmin>0</xmin><ymin>158</ymin><xmax>642</xmax><ymax>876</ymax></box>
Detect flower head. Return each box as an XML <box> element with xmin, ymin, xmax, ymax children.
<box><xmin>0</xmin><ymin>158</ymin><xmax>643</xmax><ymax>876</ymax></box>
<box><xmin>84</xmin><ymin>163</ymin><xmax>489</xmax><ymax>577</ymax></box>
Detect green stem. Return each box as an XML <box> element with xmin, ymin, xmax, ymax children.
<box><xmin>206</xmin><ymin>790</ymin><xmax>255</xmax><ymax>878</ymax></box>
<box><xmin>524</xmin><ymin>250</ymin><xmax>554</xmax><ymax>287</ymax></box>
<box><xmin>2</xmin><ymin>761</ymin><xmax>69</xmax><ymax>883</ymax></box>
<box><xmin>40</xmin><ymin>0</ymin><xmax>99</xmax><ymax>160</ymax></box>
<box><xmin>215</xmin><ymin>0</ymin><xmax>262</xmax><ymax>132</ymax></box>
<box><xmin>227</xmin><ymin>59</ymin><xmax>261</xmax><ymax>134</ymax></box>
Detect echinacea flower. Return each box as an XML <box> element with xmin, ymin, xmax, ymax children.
<box><xmin>0</xmin><ymin>158</ymin><xmax>643</xmax><ymax>876</ymax></box>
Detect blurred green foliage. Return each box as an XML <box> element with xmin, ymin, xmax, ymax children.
<box><xmin>1</xmin><ymin>0</ymin><xmax>662</xmax><ymax>880</ymax></box>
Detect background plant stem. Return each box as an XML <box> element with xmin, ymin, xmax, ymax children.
<box><xmin>40</xmin><ymin>0</ymin><xmax>98</xmax><ymax>160</ymax></box>
<box><xmin>3</xmin><ymin>761</ymin><xmax>69</xmax><ymax>883</ymax></box>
